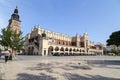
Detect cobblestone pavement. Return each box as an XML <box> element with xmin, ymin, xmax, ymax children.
<box><xmin>16</xmin><ymin>55</ymin><xmax>120</xmax><ymax>61</ymax></box>
<box><xmin>0</xmin><ymin>55</ymin><xmax>120</xmax><ymax>80</ymax></box>
<box><xmin>0</xmin><ymin>57</ymin><xmax>5</xmax><ymax>80</ymax></box>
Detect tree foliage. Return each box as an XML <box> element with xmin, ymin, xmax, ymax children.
<box><xmin>106</xmin><ymin>30</ymin><xmax>120</xmax><ymax>47</ymax></box>
<box><xmin>0</xmin><ymin>28</ymin><xmax>24</xmax><ymax>51</ymax></box>
<box><xmin>10</xmin><ymin>31</ymin><xmax>25</xmax><ymax>51</ymax></box>
<box><xmin>0</xmin><ymin>28</ymin><xmax>12</xmax><ymax>47</ymax></box>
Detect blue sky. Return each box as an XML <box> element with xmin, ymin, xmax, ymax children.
<box><xmin>0</xmin><ymin>0</ymin><xmax>120</xmax><ymax>45</ymax></box>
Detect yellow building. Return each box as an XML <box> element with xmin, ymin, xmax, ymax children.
<box><xmin>25</xmin><ymin>26</ymin><xmax>103</xmax><ymax>56</ymax></box>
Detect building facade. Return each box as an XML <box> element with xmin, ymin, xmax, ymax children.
<box><xmin>25</xmin><ymin>26</ymin><xmax>104</xmax><ymax>56</ymax></box>
<box><xmin>7</xmin><ymin>6</ymin><xmax>21</xmax><ymax>33</ymax></box>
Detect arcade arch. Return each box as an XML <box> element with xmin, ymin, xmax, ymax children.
<box><xmin>48</xmin><ymin>46</ymin><xmax>54</xmax><ymax>55</ymax></box>
<box><xmin>55</xmin><ymin>46</ymin><xmax>59</xmax><ymax>51</ymax></box>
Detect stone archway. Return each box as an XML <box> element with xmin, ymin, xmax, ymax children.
<box><xmin>77</xmin><ymin>49</ymin><xmax>79</xmax><ymax>51</ymax></box>
<box><xmin>76</xmin><ymin>49</ymin><xmax>79</xmax><ymax>55</ymax></box>
<box><xmin>48</xmin><ymin>46</ymin><xmax>54</xmax><ymax>55</ymax></box>
<box><xmin>54</xmin><ymin>46</ymin><xmax>59</xmax><ymax>56</ymax></box>
<box><xmin>55</xmin><ymin>47</ymin><xmax>59</xmax><ymax>51</ymax></box>
<box><xmin>60</xmin><ymin>47</ymin><xmax>64</xmax><ymax>51</ymax></box>
<box><xmin>65</xmin><ymin>48</ymin><xmax>68</xmax><ymax>51</ymax></box>
<box><xmin>73</xmin><ymin>48</ymin><xmax>76</xmax><ymax>51</ymax></box>
<box><xmin>60</xmin><ymin>47</ymin><xmax>64</xmax><ymax>56</ymax></box>
<box><xmin>28</xmin><ymin>46</ymin><xmax>34</xmax><ymax>55</ymax></box>
<box><xmin>69</xmin><ymin>48</ymin><xmax>73</xmax><ymax>55</ymax></box>
<box><xmin>65</xmin><ymin>48</ymin><xmax>69</xmax><ymax>56</ymax></box>
<box><xmin>73</xmin><ymin>48</ymin><xmax>76</xmax><ymax>55</ymax></box>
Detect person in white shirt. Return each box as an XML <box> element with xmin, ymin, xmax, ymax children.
<box><xmin>5</xmin><ymin>49</ymin><xmax>9</xmax><ymax>63</ymax></box>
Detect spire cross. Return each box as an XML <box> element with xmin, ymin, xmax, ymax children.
<box><xmin>16</xmin><ymin>6</ymin><xmax>18</xmax><ymax>9</ymax></box>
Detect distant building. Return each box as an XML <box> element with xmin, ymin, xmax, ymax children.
<box><xmin>106</xmin><ymin>45</ymin><xmax>120</xmax><ymax>51</ymax></box>
<box><xmin>24</xmin><ymin>26</ymin><xmax>104</xmax><ymax>56</ymax></box>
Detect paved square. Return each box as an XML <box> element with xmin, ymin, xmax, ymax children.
<box><xmin>0</xmin><ymin>56</ymin><xmax>120</xmax><ymax>80</ymax></box>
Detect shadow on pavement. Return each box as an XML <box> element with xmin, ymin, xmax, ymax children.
<box><xmin>27</xmin><ymin>61</ymin><xmax>92</xmax><ymax>74</ymax></box>
<box><xmin>87</xmin><ymin>60</ymin><xmax>120</xmax><ymax>69</ymax></box>
<box><xmin>64</xmin><ymin>73</ymin><xmax>120</xmax><ymax>80</ymax></box>
<box><xmin>17</xmin><ymin>73</ymin><xmax>56</xmax><ymax>80</ymax></box>
<box><xmin>87</xmin><ymin>60</ymin><xmax>120</xmax><ymax>65</ymax></box>
<box><xmin>27</xmin><ymin>63</ymin><xmax>54</xmax><ymax>73</ymax></box>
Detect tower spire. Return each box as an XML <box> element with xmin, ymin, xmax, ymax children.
<box><xmin>14</xmin><ymin>6</ymin><xmax>18</xmax><ymax>14</ymax></box>
<box><xmin>10</xmin><ymin>6</ymin><xmax>20</xmax><ymax>21</ymax></box>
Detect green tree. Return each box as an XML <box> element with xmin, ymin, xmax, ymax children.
<box><xmin>0</xmin><ymin>28</ymin><xmax>24</xmax><ymax>52</ymax></box>
<box><xmin>10</xmin><ymin>31</ymin><xmax>25</xmax><ymax>52</ymax></box>
<box><xmin>0</xmin><ymin>28</ymin><xmax>12</xmax><ymax>48</ymax></box>
<box><xmin>106</xmin><ymin>30</ymin><xmax>120</xmax><ymax>47</ymax></box>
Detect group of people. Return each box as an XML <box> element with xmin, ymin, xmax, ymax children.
<box><xmin>0</xmin><ymin>49</ymin><xmax>16</xmax><ymax>63</ymax></box>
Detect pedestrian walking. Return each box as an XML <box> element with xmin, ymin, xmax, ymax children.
<box><xmin>5</xmin><ymin>49</ymin><xmax>10</xmax><ymax>63</ymax></box>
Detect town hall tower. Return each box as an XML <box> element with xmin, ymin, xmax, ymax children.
<box><xmin>7</xmin><ymin>6</ymin><xmax>21</xmax><ymax>33</ymax></box>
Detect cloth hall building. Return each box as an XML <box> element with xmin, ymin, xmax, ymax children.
<box><xmin>24</xmin><ymin>26</ymin><xmax>103</xmax><ymax>56</ymax></box>
<box><xmin>7</xmin><ymin>7</ymin><xmax>103</xmax><ymax>56</ymax></box>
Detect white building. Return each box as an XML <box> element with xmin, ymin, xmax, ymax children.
<box><xmin>24</xmin><ymin>26</ymin><xmax>103</xmax><ymax>56</ymax></box>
